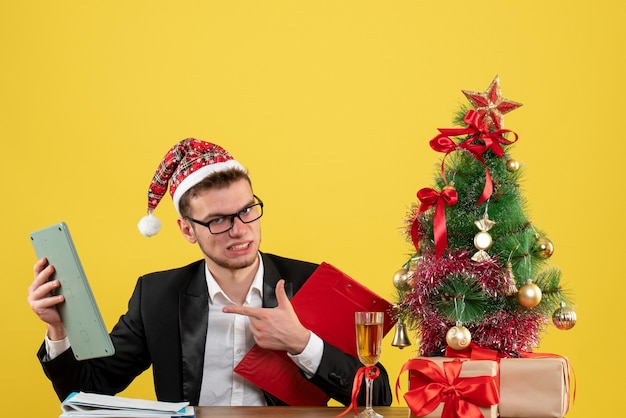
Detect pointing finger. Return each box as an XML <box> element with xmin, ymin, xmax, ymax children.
<box><xmin>222</xmin><ymin>304</ymin><xmax>263</xmax><ymax>319</ymax></box>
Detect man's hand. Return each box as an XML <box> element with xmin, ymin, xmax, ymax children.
<box><xmin>222</xmin><ymin>279</ymin><xmax>310</xmax><ymax>354</ymax></box>
<box><xmin>27</xmin><ymin>257</ymin><xmax>67</xmax><ymax>340</ymax></box>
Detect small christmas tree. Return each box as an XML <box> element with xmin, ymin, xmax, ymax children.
<box><xmin>393</xmin><ymin>76</ymin><xmax>576</xmax><ymax>356</ymax></box>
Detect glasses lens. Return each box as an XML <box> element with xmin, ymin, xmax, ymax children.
<box><xmin>207</xmin><ymin>217</ymin><xmax>232</xmax><ymax>234</ymax></box>
<box><xmin>239</xmin><ymin>203</ymin><xmax>263</xmax><ymax>223</ymax></box>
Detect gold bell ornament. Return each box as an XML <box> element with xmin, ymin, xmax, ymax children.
<box><xmin>391</xmin><ymin>321</ymin><xmax>412</xmax><ymax>348</ymax></box>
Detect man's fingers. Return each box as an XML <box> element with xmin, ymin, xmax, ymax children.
<box><xmin>34</xmin><ymin>257</ymin><xmax>48</xmax><ymax>273</ymax></box>
<box><xmin>222</xmin><ymin>279</ymin><xmax>292</xmax><ymax>317</ymax></box>
<box><xmin>275</xmin><ymin>279</ymin><xmax>293</xmax><ymax>310</ymax></box>
<box><xmin>31</xmin><ymin>294</ymin><xmax>64</xmax><ymax>311</ymax></box>
<box><xmin>222</xmin><ymin>305</ymin><xmax>263</xmax><ymax>319</ymax></box>
<box><xmin>28</xmin><ymin>280</ymin><xmax>63</xmax><ymax>306</ymax></box>
<box><xmin>32</xmin><ymin>260</ymin><xmax>54</xmax><ymax>287</ymax></box>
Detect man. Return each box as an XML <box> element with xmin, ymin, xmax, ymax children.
<box><xmin>27</xmin><ymin>138</ymin><xmax>393</xmax><ymax>407</ymax></box>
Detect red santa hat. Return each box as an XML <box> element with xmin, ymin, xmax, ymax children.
<box><xmin>138</xmin><ymin>138</ymin><xmax>246</xmax><ymax>237</ymax></box>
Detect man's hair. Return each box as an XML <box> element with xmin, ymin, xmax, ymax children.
<box><xmin>178</xmin><ymin>167</ymin><xmax>251</xmax><ymax>218</ymax></box>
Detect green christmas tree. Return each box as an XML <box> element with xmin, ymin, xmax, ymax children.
<box><xmin>393</xmin><ymin>76</ymin><xmax>576</xmax><ymax>356</ymax></box>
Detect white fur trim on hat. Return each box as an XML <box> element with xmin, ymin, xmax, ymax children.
<box><xmin>172</xmin><ymin>159</ymin><xmax>246</xmax><ymax>216</ymax></box>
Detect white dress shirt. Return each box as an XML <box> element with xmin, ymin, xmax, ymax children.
<box><xmin>199</xmin><ymin>259</ymin><xmax>266</xmax><ymax>405</ymax></box>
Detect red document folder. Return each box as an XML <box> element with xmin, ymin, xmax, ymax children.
<box><xmin>234</xmin><ymin>262</ymin><xmax>396</xmax><ymax>405</ymax></box>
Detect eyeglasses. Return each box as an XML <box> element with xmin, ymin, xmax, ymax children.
<box><xmin>186</xmin><ymin>195</ymin><xmax>264</xmax><ymax>234</ymax></box>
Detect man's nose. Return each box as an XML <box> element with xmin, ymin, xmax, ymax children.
<box><xmin>228</xmin><ymin>215</ymin><xmax>246</xmax><ymax>235</ymax></box>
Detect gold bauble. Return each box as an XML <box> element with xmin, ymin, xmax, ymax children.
<box><xmin>517</xmin><ymin>280</ymin><xmax>542</xmax><ymax>308</ymax></box>
<box><xmin>506</xmin><ymin>158</ymin><xmax>520</xmax><ymax>172</ymax></box>
<box><xmin>473</xmin><ymin>231</ymin><xmax>493</xmax><ymax>251</ymax></box>
<box><xmin>534</xmin><ymin>236</ymin><xmax>555</xmax><ymax>259</ymax></box>
<box><xmin>552</xmin><ymin>304</ymin><xmax>577</xmax><ymax>330</ymax></box>
<box><xmin>445</xmin><ymin>325</ymin><xmax>472</xmax><ymax>350</ymax></box>
<box><xmin>393</xmin><ymin>268</ymin><xmax>410</xmax><ymax>290</ymax></box>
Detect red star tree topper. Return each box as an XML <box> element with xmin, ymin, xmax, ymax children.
<box><xmin>462</xmin><ymin>75</ymin><xmax>523</xmax><ymax>130</ymax></box>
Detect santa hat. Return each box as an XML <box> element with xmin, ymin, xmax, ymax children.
<box><xmin>138</xmin><ymin>138</ymin><xmax>246</xmax><ymax>237</ymax></box>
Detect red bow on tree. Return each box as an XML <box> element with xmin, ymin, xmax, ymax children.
<box><xmin>410</xmin><ymin>186</ymin><xmax>458</xmax><ymax>259</ymax></box>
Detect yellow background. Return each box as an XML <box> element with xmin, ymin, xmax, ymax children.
<box><xmin>1</xmin><ymin>1</ymin><xmax>623</xmax><ymax>416</ymax></box>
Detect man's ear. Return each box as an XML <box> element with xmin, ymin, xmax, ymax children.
<box><xmin>177</xmin><ymin>218</ymin><xmax>198</xmax><ymax>244</ymax></box>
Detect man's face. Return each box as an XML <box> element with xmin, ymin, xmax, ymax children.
<box><xmin>179</xmin><ymin>179</ymin><xmax>261</xmax><ymax>272</ymax></box>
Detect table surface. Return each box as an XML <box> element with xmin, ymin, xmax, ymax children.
<box><xmin>194</xmin><ymin>406</ymin><xmax>408</xmax><ymax>417</ymax></box>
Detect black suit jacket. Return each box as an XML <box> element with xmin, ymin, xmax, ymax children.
<box><xmin>38</xmin><ymin>253</ymin><xmax>392</xmax><ymax>406</ymax></box>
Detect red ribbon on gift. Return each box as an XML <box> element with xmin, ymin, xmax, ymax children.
<box><xmin>337</xmin><ymin>365</ymin><xmax>380</xmax><ymax>417</ymax></box>
<box><xmin>445</xmin><ymin>342</ymin><xmax>505</xmax><ymax>360</ymax></box>
<box><xmin>410</xmin><ymin>186</ymin><xmax>458</xmax><ymax>258</ymax></box>
<box><xmin>396</xmin><ymin>358</ymin><xmax>499</xmax><ymax>418</ymax></box>
<box><xmin>430</xmin><ymin>110</ymin><xmax>519</xmax><ymax>205</ymax></box>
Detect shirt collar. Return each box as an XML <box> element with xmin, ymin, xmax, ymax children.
<box><xmin>205</xmin><ymin>253</ymin><xmax>264</xmax><ymax>304</ymax></box>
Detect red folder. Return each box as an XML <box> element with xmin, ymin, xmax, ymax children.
<box><xmin>234</xmin><ymin>262</ymin><xmax>396</xmax><ymax>405</ymax></box>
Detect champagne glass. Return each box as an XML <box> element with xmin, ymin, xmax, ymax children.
<box><xmin>355</xmin><ymin>311</ymin><xmax>384</xmax><ymax>418</ymax></box>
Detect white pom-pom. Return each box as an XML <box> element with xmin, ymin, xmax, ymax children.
<box><xmin>138</xmin><ymin>213</ymin><xmax>161</xmax><ymax>237</ymax></box>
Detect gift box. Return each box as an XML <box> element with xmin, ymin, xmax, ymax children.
<box><xmin>498</xmin><ymin>356</ymin><xmax>571</xmax><ymax>418</ymax></box>
<box><xmin>398</xmin><ymin>357</ymin><xmax>499</xmax><ymax>418</ymax></box>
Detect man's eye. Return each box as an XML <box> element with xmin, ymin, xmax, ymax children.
<box><xmin>240</xmin><ymin>207</ymin><xmax>252</xmax><ymax>216</ymax></box>
<box><xmin>210</xmin><ymin>217</ymin><xmax>226</xmax><ymax>225</ymax></box>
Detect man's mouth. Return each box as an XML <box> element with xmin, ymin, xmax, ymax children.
<box><xmin>228</xmin><ymin>242</ymin><xmax>250</xmax><ymax>251</ymax></box>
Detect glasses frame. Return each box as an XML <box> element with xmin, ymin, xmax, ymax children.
<box><xmin>186</xmin><ymin>195</ymin><xmax>264</xmax><ymax>235</ymax></box>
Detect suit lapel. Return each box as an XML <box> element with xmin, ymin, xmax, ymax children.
<box><xmin>261</xmin><ymin>252</ymin><xmax>293</xmax><ymax>308</ymax></box>
<box><xmin>179</xmin><ymin>261</ymin><xmax>208</xmax><ymax>405</ymax></box>
<box><xmin>259</xmin><ymin>253</ymin><xmax>292</xmax><ymax>406</ymax></box>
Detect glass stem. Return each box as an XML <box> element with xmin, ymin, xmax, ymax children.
<box><xmin>365</xmin><ymin>375</ymin><xmax>374</xmax><ymax>412</ymax></box>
